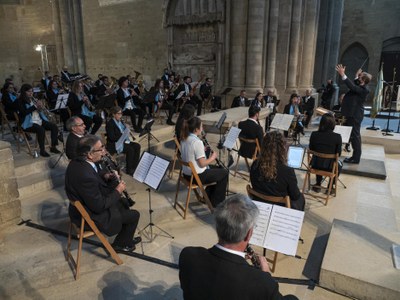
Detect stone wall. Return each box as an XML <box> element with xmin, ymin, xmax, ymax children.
<box><xmin>0</xmin><ymin>1</ymin><xmax>56</xmax><ymax>87</ymax></box>
<box><xmin>0</xmin><ymin>141</ymin><xmax>21</xmax><ymax>229</ymax></box>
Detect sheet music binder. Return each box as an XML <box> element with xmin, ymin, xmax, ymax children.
<box><xmin>133</xmin><ymin>151</ymin><xmax>170</xmax><ymax>190</ymax></box>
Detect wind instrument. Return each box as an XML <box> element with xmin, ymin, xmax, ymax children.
<box><xmin>200</xmin><ymin>130</ymin><xmax>223</xmax><ymax>168</ymax></box>
<box><xmin>81</xmin><ymin>92</ymin><xmax>95</xmax><ymax>111</ymax></box>
<box><xmin>31</xmin><ymin>96</ymin><xmax>55</xmax><ymax>122</ymax></box>
<box><xmin>246</xmin><ymin>245</ymin><xmax>261</xmax><ymax>269</ymax></box>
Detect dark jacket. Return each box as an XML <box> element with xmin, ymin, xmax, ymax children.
<box><xmin>231</xmin><ymin>96</ymin><xmax>250</xmax><ymax>108</ymax></box>
<box><xmin>309</xmin><ymin>130</ymin><xmax>342</xmax><ymax>171</ymax></box>
<box><xmin>179</xmin><ymin>245</ymin><xmax>294</xmax><ymax>300</ymax></box>
<box><xmin>65</xmin><ymin>132</ymin><xmax>82</xmax><ymax>160</ymax></box>
<box><xmin>250</xmin><ymin>161</ymin><xmax>305</xmax><ymax>211</ymax></box>
<box><xmin>301</xmin><ymin>96</ymin><xmax>315</xmax><ymax>113</ymax></box>
<box><xmin>67</xmin><ymin>92</ymin><xmax>84</xmax><ymax>116</ymax></box>
<box><xmin>238</xmin><ymin>119</ymin><xmax>264</xmax><ymax>159</ymax></box>
<box><xmin>65</xmin><ymin>158</ymin><xmax>123</xmax><ymax>236</ymax></box>
<box><xmin>341</xmin><ymin>78</ymin><xmax>369</xmax><ymax>122</ymax></box>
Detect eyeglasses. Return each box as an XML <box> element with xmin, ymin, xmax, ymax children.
<box><xmin>92</xmin><ymin>144</ymin><xmax>105</xmax><ymax>153</ymax></box>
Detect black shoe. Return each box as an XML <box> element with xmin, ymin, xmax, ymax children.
<box><xmin>166</xmin><ymin>120</ymin><xmax>175</xmax><ymax>125</ymax></box>
<box><xmin>132</xmin><ymin>236</ymin><xmax>142</xmax><ymax>245</ymax></box>
<box><xmin>40</xmin><ymin>151</ymin><xmax>50</xmax><ymax>157</ymax></box>
<box><xmin>344</xmin><ymin>144</ymin><xmax>351</xmax><ymax>152</ymax></box>
<box><xmin>112</xmin><ymin>244</ymin><xmax>136</xmax><ymax>253</ymax></box>
<box><xmin>50</xmin><ymin>147</ymin><xmax>61</xmax><ymax>154</ymax></box>
<box><xmin>312</xmin><ymin>186</ymin><xmax>321</xmax><ymax>193</ymax></box>
<box><xmin>344</xmin><ymin>157</ymin><xmax>359</xmax><ymax>164</ymax></box>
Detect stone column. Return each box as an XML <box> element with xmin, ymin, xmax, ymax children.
<box><xmin>57</xmin><ymin>0</ymin><xmax>75</xmax><ymax>70</ymax></box>
<box><xmin>287</xmin><ymin>0</ymin><xmax>303</xmax><ymax>89</ymax></box>
<box><xmin>0</xmin><ymin>141</ymin><xmax>21</xmax><ymax>229</ymax></box>
<box><xmin>299</xmin><ymin>0</ymin><xmax>319</xmax><ymax>89</ymax></box>
<box><xmin>245</xmin><ymin>0</ymin><xmax>266</xmax><ymax>88</ymax></box>
<box><xmin>71</xmin><ymin>0</ymin><xmax>86</xmax><ymax>73</ymax></box>
<box><xmin>229</xmin><ymin>0</ymin><xmax>248</xmax><ymax>87</ymax></box>
<box><xmin>265</xmin><ymin>0</ymin><xmax>279</xmax><ymax>90</ymax></box>
<box><xmin>52</xmin><ymin>0</ymin><xmax>65</xmax><ymax>72</ymax></box>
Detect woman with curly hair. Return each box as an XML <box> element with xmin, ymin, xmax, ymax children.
<box><xmin>250</xmin><ymin>131</ymin><xmax>305</xmax><ymax>211</ymax></box>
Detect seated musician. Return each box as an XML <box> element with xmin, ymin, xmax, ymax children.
<box><xmin>17</xmin><ymin>84</ymin><xmax>61</xmax><ymax>157</ymax></box>
<box><xmin>96</xmin><ymin>76</ymin><xmax>114</xmax><ymax>98</ymax></box>
<box><xmin>264</xmin><ymin>89</ymin><xmax>279</xmax><ymax>131</ymax></box>
<box><xmin>250</xmin><ymin>131</ymin><xmax>305</xmax><ymax>211</ymax></box>
<box><xmin>238</xmin><ymin>106</ymin><xmax>264</xmax><ymax>159</ymax></box>
<box><xmin>283</xmin><ymin>93</ymin><xmax>304</xmax><ymax>136</ymax></box>
<box><xmin>154</xmin><ymin>79</ymin><xmax>175</xmax><ymax>125</ymax></box>
<box><xmin>46</xmin><ymin>80</ymin><xmax>69</xmax><ymax>130</ymax></box>
<box><xmin>309</xmin><ymin>113</ymin><xmax>342</xmax><ymax>194</ymax></box>
<box><xmin>301</xmin><ymin>89</ymin><xmax>315</xmax><ymax>128</ymax></box>
<box><xmin>180</xmin><ymin>116</ymin><xmax>228</xmax><ymax>207</ymax></box>
<box><xmin>60</xmin><ymin>65</ymin><xmax>80</xmax><ymax>83</ymax></box>
<box><xmin>179</xmin><ymin>194</ymin><xmax>299</xmax><ymax>300</ymax></box>
<box><xmin>1</xmin><ymin>82</ymin><xmax>19</xmax><ymax>121</ymax></box>
<box><xmin>231</xmin><ymin>89</ymin><xmax>249</xmax><ymax>108</ymax></box>
<box><xmin>67</xmin><ymin>80</ymin><xmax>102</xmax><ymax>134</ymax></box>
<box><xmin>105</xmin><ymin>106</ymin><xmax>141</xmax><ymax>176</ymax></box>
<box><xmin>199</xmin><ymin>78</ymin><xmax>221</xmax><ymax>114</ymax></box>
<box><xmin>65</xmin><ymin>134</ymin><xmax>141</xmax><ymax>253</ymax></box>
<box><xmin>116</xmin><ymin>76</ymin><xmax>145</xmax><ymax>133</ymax></box>
<box><xmin>174</xmin><ymin>76</ymin><xmax>192</xmax><ymax>111</ymax></box>
<box><xmin>65</xmin><ymin>116</ymin><xmax>86</xmax><ymax>160</ymax></box>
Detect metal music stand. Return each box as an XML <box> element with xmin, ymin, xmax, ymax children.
<box><xmin>139</xmin><ymin>119</ymin><xmax>159</xmax><ymax>143</ymax></box>
<box><xmin>51</xmin><ymin>130</ymin><xmax>67</xmax><ymax>169</ymax></box>
<box><xmin>220</xmin><ymin>88</ymin><xmax>232</xmax><ymax>109</ymax></box>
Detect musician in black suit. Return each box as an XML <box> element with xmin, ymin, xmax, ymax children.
<box><xmin>174</xmin><ymin>76</ymin><xmax>192</xmax><ymax>111</ymax></box>
<box><xmin>116</xmin><ymin>76</ymin><xmax>145</xmax><ymax>133</ymax></box>
<box><xmin>238</xmin><ymin>106</ymin><xmax>264</xmax><ymax>159</ymax></box>
<box><xmin>60</xmin><ymin>66</ymin><xmax>79</xmax><ymax>83</ymax></box>
<box><xmin>65</xmin><ymin>134</ymin><xmax>141</xmax><ymax>252</ymax></box>
<box><xmin>336</xmin><ymin>64</ymin><xmax>371</xmax><ymax>164</ymax></box>
<box><xmin>200</xmin><ymin>78</ymin><xmax>221</xmax><ymax>114</ymax></box>
<box><xmin>179</xmin><ymin>194</ymin><xmax>298</xmax><ymax>300</ymax></box>
<box><xmin>319</xmin><ymin>79</ymin><xmax>335</xmax><ymax>109</ymax></box>
<box><xmin>1</xmin><ymin>82</ymin><xmax>19</xmax><ymax>120</ymax></box>
<box><xmin>301</xmin><ymin>89</ymin><xmax>315</xmax><ymax>128</ymax></box>
<box><xmin>309</xmin><ymin>113</ymin><xmax>342</xmax><ymax>193</ymax></box>
<box><xmin>250</xmin><ymin>131</ymin><xmax>305</xmax><ymax>211</ymax></box>
<box><xmin>264</xmin><ymin>89</ymin><xmax>279</xmax><ymax>131</ymax></box>
<box><xmin>65</xmin><ymin>116</ymin><xmax>86</xmax><ymax>160</ymax></box>
<box><xmin>231</xmin><ymin>90</ymin><xmax>249</xmax><ymax>108</ymax></box>
<box><xmin>105</xmin><ymin>106</ymin><xmax>141</xmax><ymax>176</ymax></box>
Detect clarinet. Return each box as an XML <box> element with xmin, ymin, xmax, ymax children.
<box><xmin>102</xmin><ymin>154</ymin><xmax>135</xmax><ymax>207</ymax></box>
<box><xmin>246</xmin><ymin>245</ymin><xmax>261</xmax><ymax>269</ymax></box>
<box><xmin>200</xmin><ymin>131</ymin><xmax>223</xmax><ymax>168</ymax></box>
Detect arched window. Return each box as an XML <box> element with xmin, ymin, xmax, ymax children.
<box><xmin>340</xmin><ymin>42</ymin><xmax>369</xmax><ymax>75</ymax></box>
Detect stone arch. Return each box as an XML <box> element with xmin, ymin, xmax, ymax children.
<box><xmin>380</xmin><ymin>37</ymin><xmax>400</xmax><ymax>90</ymax></box>
<box><xmin>164</xmin><ymin>0</ymin><xmax>225</xmax><ymax>89</ymax></box>
<box><xmin>340</xmin><ymin>42</ymin><xmax>369</xmax><ymax>75</ymax></box>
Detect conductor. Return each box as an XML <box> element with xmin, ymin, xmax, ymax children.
<box><xmin>335</xmin><ymin>64</ymin><xmax>372</xmax><ymax>164</ymax></box>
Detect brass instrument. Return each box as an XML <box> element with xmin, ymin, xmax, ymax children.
<box><xmin>31</xmin><ymin>96</ymin><xmax>56</xmax><ymax>122</ymax></box>
<box><xmin>246</xmin><ymin>245</ymin><xmax>261</xmax><ymax>269</ymax></box>
<box><xmin>133</xmin><ymin>70</ymin><xmax>142</xmax><ymax>81</ymax></box>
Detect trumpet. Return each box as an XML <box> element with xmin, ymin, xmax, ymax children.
<box><xmin>31</xmin><ymin>96</ymin><xmax>55</xmax><ymax>122</ymax></box>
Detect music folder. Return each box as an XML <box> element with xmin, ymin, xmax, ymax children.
<box><xmin>223</xmin><ymin>126</ymin><xmax>241</xmax><ymax>150</ymax></box>
<box><xmin>270</xmin><ymin>113</ymin><xmax>294</xmax><ymax>131</ymax></box>
<box><xmin>287</xmin><ymin>146</ymin><xmax>305</xmax><ymax>169</ymax></box>
<box><xmin>133</xmin><ymin>152</ymin><xmax>170</xmax><ymax>190</ymax></box>
<box><xmin>249</xmin><ymin>201</ymin><xmax>304</xmax><ymax>256</ymax></box>
<box><xmin>54</xmin><ymin>93</ymin><xmax>69</xmax><ymax>110</ymax></box>
<box><xmin>333</xmin><ymin>125</ymin><xmax>352</xmax><ymax>144</ymax></box>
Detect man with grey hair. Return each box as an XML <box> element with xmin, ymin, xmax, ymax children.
<box><xmin>179</xmin><ymin>194</ymin><xmax>298</xmax><ymax>300</ymax></box>
<box><xmin>65</xmin><ymin>134</ymin><xmax>141</xmax><ymax>252</ymax></box>
<box><xmin>65</xmin><ymin>116</ymin><xmax>86</xmax><ymax>160</ymax></box>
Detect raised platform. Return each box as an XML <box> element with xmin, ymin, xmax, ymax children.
<box><xmin>320</xmin><ymin>219</ymin><xmax>400</xmax><ymax>300</ymax></box>
<box><xmin>361</xmin><ymin>128</ymin><xmax>400</xmax><ymax>154</ymax></box>
<box><xmin>341</xmin><ymin>158</ymin><xmax>387</xmax><ymax>180</ymax></box>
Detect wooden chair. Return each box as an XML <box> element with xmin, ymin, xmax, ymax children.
<box><xmin>233</xmin><ymin>137</ymin><xmax>260</xmax><ymax>180</ymax></box>
<box><xmin>169</xmin><ymin>136</ymin><xmax>180</xmax><ymax>179</ymax></box>
<box><xmin>0</xmin><ymin>103</ymin><xmax>18</xmax><ymax>141</ymax></box>
<box><xmin>302</xmin><ymin>149</ymin><xmax>339</xmax><ymax>206</ymax></box>
<box><xmin>66</xmin><ymin>200</ymin><xmax>123</xmax><ymax>280</ymax></box>
<box><xmin>174</xmin><ymin>156</ymin><xmax>215</xmax><ymax>219</ymax></box>
<box><xmin>153</xmin><ymin>103</ymin><xmax>168</xmax><ymax>125</ymax></box>
<box><xmin>246</xmin><ymin>184</ymin><xmax>290</xmax><ymax>273</ymax></box>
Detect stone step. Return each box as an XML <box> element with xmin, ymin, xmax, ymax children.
<box><xmin>17</xmin><ymin>167</ymin><xmax>66</xmax><ymax>199</ymax></box>
<box><xmin>14</xmin><ymin>155</ymin><xmax>69</xmax><ymax>177</ymax></box>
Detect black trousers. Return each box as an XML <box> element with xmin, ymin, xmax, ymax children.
<box><xmin>24</xmin><ymin>121</ymin><xmax>58</xmax><ymax>151</ymax></box>
<box><xmin>303</xmin><ymin>110</ymin><xmax>313</xmax><ymax>127</ymax></box>
<box><xmin>159</xmin><ymin>101</ymin><xmax>175</xmax><ymax>121</ymax></box>
<box><xmin>123</xmin><ymin>108</ymin><xmax>145</xmax><ymax>131</ymax></box>
<box><xmin>345</xmin><ymin>117</ymin><xmax>362</xmax><ymax>162</ymax></box>
<box><xmin>197</xmin><ymin>167</ymin><xmax>229</xmax><ymax>207</ymax></box>
<box><xmin>79</xmin><ymin>114</ymin><xmax>103</xmax><ymax>134</ymax></box>
<box><xmin>112</xmin><ymin>201</ymin><xmax>140</xmax><ymax>248</ymax></box>
<box><xmin>123</xmin><ymin>142</ymin><xmax>141</xmax><ymax>175</ymax></box>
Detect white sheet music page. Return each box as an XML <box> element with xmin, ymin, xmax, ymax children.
<box><xmin>55</xmin><ymin>93</ymin><xmax>69</xmax><ymax>109</ymax></box>
<box><xmin>133</xmin><ymin>152</ymin><xmax>155</xmax><ymax>182</ymax></box>
<box><xmin>144</xmin><ymin>156</ymin><xmax>170</xmax><ymax>190</ymax></box>
<box><xmin>249</xmin><ymin>201</ymin><xmax>273</xmax><ymax>248</ymax></box>
<box><xmin>263</xmin><ymin>205</ymin><xmax>304</xmax><ymax>256</ymax></box>
<box><xmin>223</xmin><ymin>127</ymin><xmax>241</xmax><ymax>149</ymax></box>
<box><xmin>334</xmin><ymin>125</ymin><xmax>352</xmax><ymax>144</ymax></box>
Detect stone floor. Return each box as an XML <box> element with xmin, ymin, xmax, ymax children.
<box><xmin>0</xmin><ymin>116</ymin><xmax>399</xmax><ymax>299</ymax></box>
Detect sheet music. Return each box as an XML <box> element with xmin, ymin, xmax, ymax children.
<box><xmin>144</xmin><ymin>156</ymin><xmax>170</xmax><ymax>190</ymax></box>
<box><xmin>270</xmin><ymin>113</ymin><xmax>294</xmax><ymax>131</ymax></box>
<box><xmin>223</xmin><ymin>127</ymin><xmax>241</xmax><ymax>149</ymax></box>
<box><xmin>263</xmin><ymin>205</ymin><xmax>304</xmax><ymax>256</ymax></box>
<box><xmin>133</xmin><ymin>152</ymin><xmax>155</xmax><ymax>182</ymax></box>
<box><xmin>266</xmin><ymin>103</ymin><xmax>275</xmax><ymax>110</ymax></box>
<box><xmin>334</xmin><ymin>125</ymin><xmax>352</xmax><ymax>144</ymax></box>
<box><xmin>115</xmin><ymin>127</ymin><xmax>130</xmax><ymax>154</ymax></box>
<box><xmin>55</xmin><ymin>93</ymin><xmax>69</xmax><ymax>110</ymax></box>
<box><xmin>249</xmin><ymin>201</ymin><xmax>273</xmax><ymax>247</ymax></box>
<box><xmin>287</xmin><ymin>146</ymin><xmax>305</xmax><ymax>169</ymax></box>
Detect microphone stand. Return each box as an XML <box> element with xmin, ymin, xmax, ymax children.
<box><xmin>382</xmin><ymin>68</ymin><xmax>395</xmax><ymax>136</ymax></box>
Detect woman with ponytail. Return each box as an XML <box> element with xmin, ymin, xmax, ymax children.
<box><xmin>180</xmin><ymin>116</ymin><xmax>229</xmax><ymax>207</ymax></box>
